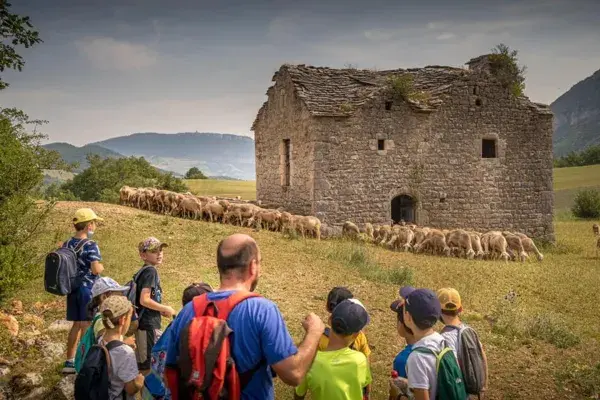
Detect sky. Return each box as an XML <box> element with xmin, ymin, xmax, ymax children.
<box><xmin>1</xmin><ymin>0</ymin><xmax>599</xmax><ymax>145</ymax></box>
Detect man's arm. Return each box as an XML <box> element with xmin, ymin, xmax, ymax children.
<box><xmin>411</xmin><ymin>389</ymin><xmax>429</xmax><ymax>400</ymax></box>
<box><xmin>90</xmin><ymin>260</ymin><xmax>104</xmax><ymax>275</ymax></box>
<box><xmin>270</xmin><ymin>313</ymin><xmax>324</xmax><ymax>387</ymax></box>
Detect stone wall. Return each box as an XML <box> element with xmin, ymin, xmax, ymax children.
<box><xmin>254</xmin><ymin>73</ymin><xmax>315</xmax><ymax>215</ymax></box>
<box><xmin>311</xmin><ymin>74</ymin><xmax>554</xmax><ymax>241</ymax></box>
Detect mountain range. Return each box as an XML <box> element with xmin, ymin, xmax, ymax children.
<box><xmin>551</xmin><ymin>68</ymin><xmax>600</xmax><ymax>156</ymax></box>
<box><xmin>44</xmin><ymin>132</ymin><xmax>256</xmax><ymax>180</ymax></box>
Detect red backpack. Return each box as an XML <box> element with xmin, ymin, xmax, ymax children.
<box><xmin>171</xmin><ymin>291</ymin><xmax>262</xmax><ymax>400</ymax></box>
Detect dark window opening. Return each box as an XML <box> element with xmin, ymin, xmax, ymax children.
<box><xmin>440</xmin><ymin>197</ymin><xmax>446</xmax><ymax>203</ymax></box>
<box><xmin>482</xmin><ymin>139</ymin><xmax>497</xmax><ymax>158</ymax></box>
<box><xmin>475</xmin><ymin>98</ymin><xmax>482</xmax><ymax>106</ymax></box>
<box><xmin>378</xmin><ymin>139</ymin><xmax>386</xmax><ymax>151</ymax></box>
<box><xmin>283</xmin><ymin>139</ymin><xmax>291</xmax><ymax>186</ymax></box>
<box><xmin>391</xmin><ymin>195</ymin><xmax>415</xmax><ymax>224</ymax></box>
<box><xmin>385</xmin><ymin>101</ymin><xmax>393</xmax><ymax>110</ymax></box>
<box><xmin>473</xmin><ymin>86</ymin><xmax>478</xmax><ymax>95</ymax></box>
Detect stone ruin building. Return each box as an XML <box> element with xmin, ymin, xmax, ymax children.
<box><xmin>251</xmin><ymin>54</ymin><xmax>555</xmax><ymax>241</ymax></box>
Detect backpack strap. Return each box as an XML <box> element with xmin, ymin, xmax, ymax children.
<box><xmin>73</xmin><ymin>238</ymin><xmax>91</xmax><ymax>254</ymax></box>
<box><xmin>192</xmin><ymin>291</ymin><xmax>262</xmax><ymax>320</ymax></box>
<box><xmin>133</xmin><ymin>265</ymin><xmax>157</xmax><ymax>320</ymax></box>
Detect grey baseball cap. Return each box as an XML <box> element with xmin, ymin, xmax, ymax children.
<box><xmin>91</xmin><ymin>277</ymin><xmax>129</xmax><ymax>298</ymax></box>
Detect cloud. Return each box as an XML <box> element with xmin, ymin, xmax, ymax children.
<box><xmin>436</xmin><ymin>33</ymin><xmax>455</xmax><ymax>40</ymax></box>
<box><xmin>75</xmin><ymin>37</ymin><xmax>158</xmax><ymax>71</ymax></box>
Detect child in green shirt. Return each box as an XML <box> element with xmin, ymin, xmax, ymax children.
<box><xmin>295</xmin><ymin>298</ymin><xmax>372</xmax><ymax>400</ymax></box>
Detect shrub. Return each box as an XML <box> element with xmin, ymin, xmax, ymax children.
<box><xmin>62</xmin><ymin>155</ymin><xmax>188</xmax><ymax>203</ymax></box>
<box><xmin>571</xmin><ymin>189</ymin><xmax>600</xmax><ymax>219</ymax></box>
<box><xmin>488</xmin><ymin>44</ymin><xmax>526</xmax><ymax>97</ymax></box>
<box><xmin>185</xmin><ymin>167</ymin><xmax>208</xmax><ymax>180</ymax></box>
<box><xmin>387</xmin><ymin>74</ymin><xmax>430</xmax><ymax>102</ymax></box>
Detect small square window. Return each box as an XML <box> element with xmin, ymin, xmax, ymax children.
<box><xmin>482</xmin><ymin>139</ymin><xmax>497</xmax><ymax>158</ymax></box>
<box><xmin>378</xmin><ymin>139</ymin><xmax>386</xmax><ymax>151</ymax></box>
<box><xmin>385</xmin><ymin>101</ymin><xmax>393</xmax><ymax>110</ymax></box>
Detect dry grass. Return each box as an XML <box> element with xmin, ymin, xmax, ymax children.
<box><xmin>3</xmin><ymin>200</ymin><xmax>600</xmax><ymax>399</ymax></box>
<box><xmin>554</xmin><ymin>165</ymin><xmax>600</xmax><ymax>214</ymax></box>
<box><xmin>184</xmin><ymin>179</ymin><xmax>256</xmax><ymax>200</ymax></box>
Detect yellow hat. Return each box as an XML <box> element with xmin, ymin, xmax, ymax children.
<box><xmin>73</xmin><ymin>208</ymin><xmax>104</xmax><ymax>224</ymax></box>
<box><xmin>437</xmin><ymin>288</ymin><xmax>462</xmax><ymax>311</ymax></box>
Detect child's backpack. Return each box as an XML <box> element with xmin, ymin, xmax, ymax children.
<box><xmin>446</xmin><ymin>324</ymin><xmax>486</xmax><ymax>396</ymax></box>
<box><xmin>74</xmin><ymin>340</ymin><xmax>124</xmax><ymax>400</ymax></box>
<box><xmin>125</xmin><ymin>265</ymin><xmax>155</xmax><ymax>321</ymax></box>
<box><xmin>74</xmin><ymin>313</ymin><xmax>103</xmax><ymax>373</ymax></box>
<box><xmin>174</xmin><ymin>291</ymin><xmax>263</xmax><ymax>400</ymax></box>
<box><xmin>44</xmin><ymin>238</ymin><xmax>89</xmax><ymax>296</ymax></box>
<box><xmin>141</xmin><ymin>321</ymin><xmax>174</xmax><ymax>400</ymax></box>
<box><xmin>413</xmin><ymin>341</ymin><xmax>467</xmax><ymax>400</ymax></box>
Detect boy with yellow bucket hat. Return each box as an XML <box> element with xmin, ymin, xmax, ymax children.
<box><xmin>62</xmin><ymin>208</ymin><xmax>105</xmax><ymax>374</ymax></box>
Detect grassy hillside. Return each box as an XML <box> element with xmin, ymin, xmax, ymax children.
<box><xmin>185</xmin><ymin>179</ymin><xmax>256</xmax><ymax>200</ymax></box>
<box><xmin>43</xmin><ymin>142</ymin><xmax>124</xmax><ymax>172</ymax></box>
<box><xmin>553</xmin><ymin>164</ymin><xmax>600</xmax><ymax>212</ymax></box>
<box><xmin>3</xmin><ymin>201</ymin><xmax>600</xmax><ymax>399</ymax></box>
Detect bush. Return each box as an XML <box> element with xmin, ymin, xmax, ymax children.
<box><xmin>488</xmin><ymin>43</ymin><xmax>526</xmax><ymax>97</ymax></box>
<box><xmin>554</xmin><ymin>145</ymin><xmax>600</xmax><ymax>168</ymax></box>
<box><xmin>185</xmin><ymin>167</ymin><xmax>208</xmax><ymax>180</ymax></box>
<box><xmin>571</xmin><ymin>189</ymin><xmax>600</xmax><ymax>219</ymax></box>
<box><xmin>62</xmin><ymin>155</ymin><xmax>188</xmax><ymax>203</ymax></box>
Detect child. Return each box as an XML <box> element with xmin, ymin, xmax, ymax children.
<box><xmin>99</xmin><ymin>295</ymin><xmax>145</xmax><ymax>399</ymax></box>
<box><xmin>319</xmin><ymin>287</ymin><xmax>371</xmax><ymax>358</ymax></box>
<box><xmin>134</xmin><ymin>237</ymin><xmax>176</xmax><ymax>375</ymax></box>
<box><xmin>75</xmin><ymin>277</ymin><xmax>134</xmax><ymax>373</ymax></box>
<box><xmin>295</xmin><ymin>299</ymin><xmax>372</xmax><ymax>400</ymax></box>
<box><xmin>142</xmin><ymin>282</ymin><xmax>214</xmax><ymax>400</ymax></box>
<box><xmin>63</xmin><ymin>208</ymin><xmax>105</xmax><ymax>374</ymax></box>
<box><xmin>437</xmin><ymin>288</ymin><xmax>488</xmax><ymax>398</ymax></box>
<box><xmin>401</xmin><ymin>287</ymin><xmax>448</xmax><ymax>400</ymax></box>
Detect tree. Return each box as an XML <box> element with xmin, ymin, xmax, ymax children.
<box><xmin>185</xmin><ymin>167</ymin><xmax>208</xmax><ymax>180</ymax></box>
<box><xmin>572</xmin><ymin>189</ymin><xmax>600</xmax><ymax>219</ymax></box>
<box><xmin>62</xmin><ymin>155</ymin><xmax>188</xmax><ymax>203</ymax></box>
<box><xmin>489</xmin><ymin>44</ymin><xmax>527</xmax><ymax>97</ymax></box>
<box><xmin>0</xmin><ymin>3</ymin><xmax>68</xmax><ymax>297</ymax></box>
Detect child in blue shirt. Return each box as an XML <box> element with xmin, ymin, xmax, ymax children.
<box><xmin>389</xmin><ymin>287</ymin><xmax>417</xmax><ymax>399</ymax></box>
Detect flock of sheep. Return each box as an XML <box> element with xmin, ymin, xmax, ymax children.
<box><xmin>118</xmin><ymin>186</ymin><xmax>553</xmax><ymax>263</ymax></box>
<box><xmin>118</xmin><ymin>186</ymin><xmax>323</xmax><ymax>239</ymax></box>
<box><xmin>341</xmin><ymin>221</ymin><xmax>544</xmax><ymax>262</ymax></box>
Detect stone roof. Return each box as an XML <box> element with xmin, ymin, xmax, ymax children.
<box><xmin>251</xmin><ymin>59</ymin><xmax>552</xmax><ymax>130</ymax></box>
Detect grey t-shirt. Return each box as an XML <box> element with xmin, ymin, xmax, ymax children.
<box><xmin>440</xmin><ymin>323</ymin><xmax>465</xmax><ymax>358</ymax></box>
<box><xmin>406</xmin><ymin>332</ymin><xmax>446</xmax><ymax>399</ymax></box>
<box><xmin>102</xmin><ymin>340</ymin><xmax>140</xmax><ymax>400</ymax></box>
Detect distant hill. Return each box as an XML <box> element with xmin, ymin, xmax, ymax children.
<box><xmin>92</xmin><ymin>132</ymin><xmax>255</xmax><ymax>181</ymax></box>
<box><xmin>43</xmin><ymin>142</ymin><xmax>124</xmax><ymax>172</ymax></box>
<box><xmin>551</xmin><ymin>69</ymin><xmax>600</xmax><ymax>156</ymax></box>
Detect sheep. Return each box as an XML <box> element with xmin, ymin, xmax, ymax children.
<box><xmin>412</xmin><ymin>227</ymin><xmax>430</xmax><ymax>249</ymax></box>
<box><xmin>503</xmin><ymin>232</ymin><xmax>529</xmax><ymax>262</ymax></box>
<box><xmin>249</xmin><ymin>209</ymin><xmax>282</xmax><ymax>231</ymax></box>
<box><xmin>202</xmin><ymin>201</ymin><xmax>225</xmax><ymax>223</ymax></box>
<box><xmin>295</xmin><ymin>215</ymin><xmax>321</xmax><ymax>240</ymax></box>
<box><xmin>279</xmin><ymin>212</ymin><xmax>294</xmax><ymax>234</ymax></box>
<box><xmin>469</xmin><ymin>232</ymin><xmax>485</xmax><ymax>259</ymax></box>
<box><xmin>342</xmin><ymin>221</ymin><xmax>361</xmax><ymax>240</ymax></box>
<box><xmin>364</xmin><ymin>223</ymin><xmax>374</xmax><ymax>241</ymax></box>
<box><xmin>392</xmin><ymin>226</ymin><xmax>415</xmax><ymax>252</ymax></box>
<box><xmin>446</xmin><ymin>229</ymin><xmax>476</xmax><ymax>259</ymax></box>
<box><xmin>481</xmin><ymin>231</ymin><xmax>510</xmax><ymax>261</ymax></box>
<box><xmin>119</xmin><ymin>186</ymin><xmax>136</xmax><ymax>206</ymax></box>
<box><xmin>514</xmin><ymin>233</ymin><xmax>544</xmax><ymax>261</ymax></box>
<box><xmin>594</xmin><ymin>223</ymin><xmax>600</xmax><ymax>236</ymax></box>
<box><xmin>414</xmin><ymin>229</ymin><xmax>451</xmax><ymax>256</ymax></box>
<box><xmin>178</xmin><ymin>197</ymin><xmax>203</xmax><ymax>219</ymax></box>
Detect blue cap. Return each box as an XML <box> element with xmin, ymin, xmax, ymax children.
<box><xmin>399</xmin><ymin>286</ymin><xmax>416</xmax><ymax>299</ymax></box>
<box><xmin>404</xmin><ymin>288</ymin><xmax>441</xmax><ymax>326</ymax></box>
<box><xmin>331</xmin><ymin>299</ymin><xmax>370</xmax><ymax>336</ymax></box>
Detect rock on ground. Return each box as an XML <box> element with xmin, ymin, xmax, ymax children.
<box><xmin>47</xmin><ymin>320</ymin><xmax>72</xmax><ymax>332</ymax></box>
<box><xmin>42</xmin><ymin>342</ymin><xmax>66</xmax><ymax>361</ymax></box>
<box><xmin>0</xmin><ymin>313</ymin><xmax>18</xmax><ymax>337</ymax></box>
<box><xmin>55</xmin><ymin>375</ymin><xmax>75</xmax><ymax>400</ymax></box>
<box><xmin>10</xmin><ymin>300</ymin><xmax>23</xmax><ymax>316</ymax></box>
<box><xmin>22</xmin><ymin>314</ymin><xmax>44</xmax><ymax>329</ymax></box>
<box><xmin>21</xmin><ymin>387</ymin><xmax>48</xmax><ymax>400</ymax></box>
<box><xmin>0</xmin><ymin>367</ymin><xmax>9</xmax><ymax>378</ymax></box>
<box><xmin>9</xmin><ymin>373</ymin><xmax>43</xmax><ymax>395</ymax></box>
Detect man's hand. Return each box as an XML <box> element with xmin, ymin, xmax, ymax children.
<box><xmin>302</xmin><ymin>312</ymin><xmax>324</xmax><ymax>334</ymax></box>
<box><xmin>389</xmin><ymin>377</ymin><xmax>409</xmax><ymax>399</ymax></box>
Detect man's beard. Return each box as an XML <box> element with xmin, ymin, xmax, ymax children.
<box><xmin>250</xmin><ymin>277</ymin><xmax>259</xmax><ymax>292</ymax></box>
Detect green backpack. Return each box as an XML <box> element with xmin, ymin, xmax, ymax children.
<box><xmin>413</xmin><ymin>342</ymin><xmax>468</xmax><ymax>400</ymax></box>
<box><xmin>74</xmin><ymin>314</ymin><xmax>103</xmax><ymax>373</ymax></box>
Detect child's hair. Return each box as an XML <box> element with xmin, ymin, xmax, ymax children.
<box><xmin>396</xmin><ymin>304</ymin><xmax>414</xmax><ymax>336</ymax></box>
<box><xmin>182</xmin><ymin>282</ymin><xmax>213</xmax><ymax>306</ymax></box>
<box><xmin>442</xmin><ymin>309</ymin><xmax>460</xmax><ymax>317</ymax></box>
<box><xmin>74</xmin><ymin>221</ymin><xmax>90</xmax><ymax>231</ymax></box>
<box><xmin>326</xmin><ymin>287</ymin><xmax>353</xmax><ymax>313</ymax></box>
<box><xmin>86</xmin><ymin>295</ymin><xmax>104</xmax><ymax>319</ymax></box>
<box><xmin>412</xmin><ymin>317</ymin><xmax>437</xmax><ymax>331</ymax></box>
<box><xmin>102</xmin><ymin>309</ymin><xmax>126</xmax><ymax>330</ymax></box>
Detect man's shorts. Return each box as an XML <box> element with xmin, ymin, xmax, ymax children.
<box><xmin>66</xmin><ymin>285</ymin><xmax>93</xmax><ymax>322</ymax></box>
<box><xmin>135</xmin><ymin>328</ymin><xmax>162</xmax><ymax>370</ymax></box>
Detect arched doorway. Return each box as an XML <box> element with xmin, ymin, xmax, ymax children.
<box><xmin>391</xmin><ymin>195</ymin><xmax>415</xmax><ymax>224</ymax></box>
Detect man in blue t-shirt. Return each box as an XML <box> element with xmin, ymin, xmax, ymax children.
<box><xmin>62</xmin><ymin>208</ymin><xmax>105</xmax><ymax>374</ymax></box>
<box><xmin>165</xmin><ymin>233</ymin><xmax>324</xmax><ymax>399</ymax></box>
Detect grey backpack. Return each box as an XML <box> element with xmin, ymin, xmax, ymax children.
<box><xmin>446</xmin><ymin>324</ymin><xmax>486</xmax><ymax>396</ymax></box>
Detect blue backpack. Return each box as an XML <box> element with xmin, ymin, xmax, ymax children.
<box><xmin>44</xmin><ymin>238</ymin><xmax>89</xmax><ymax>296</ymax></box>
<box><xmin>141</xmin><ymin>322</ymin><xmax>173</xmax><ymax>400</ymax></box>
